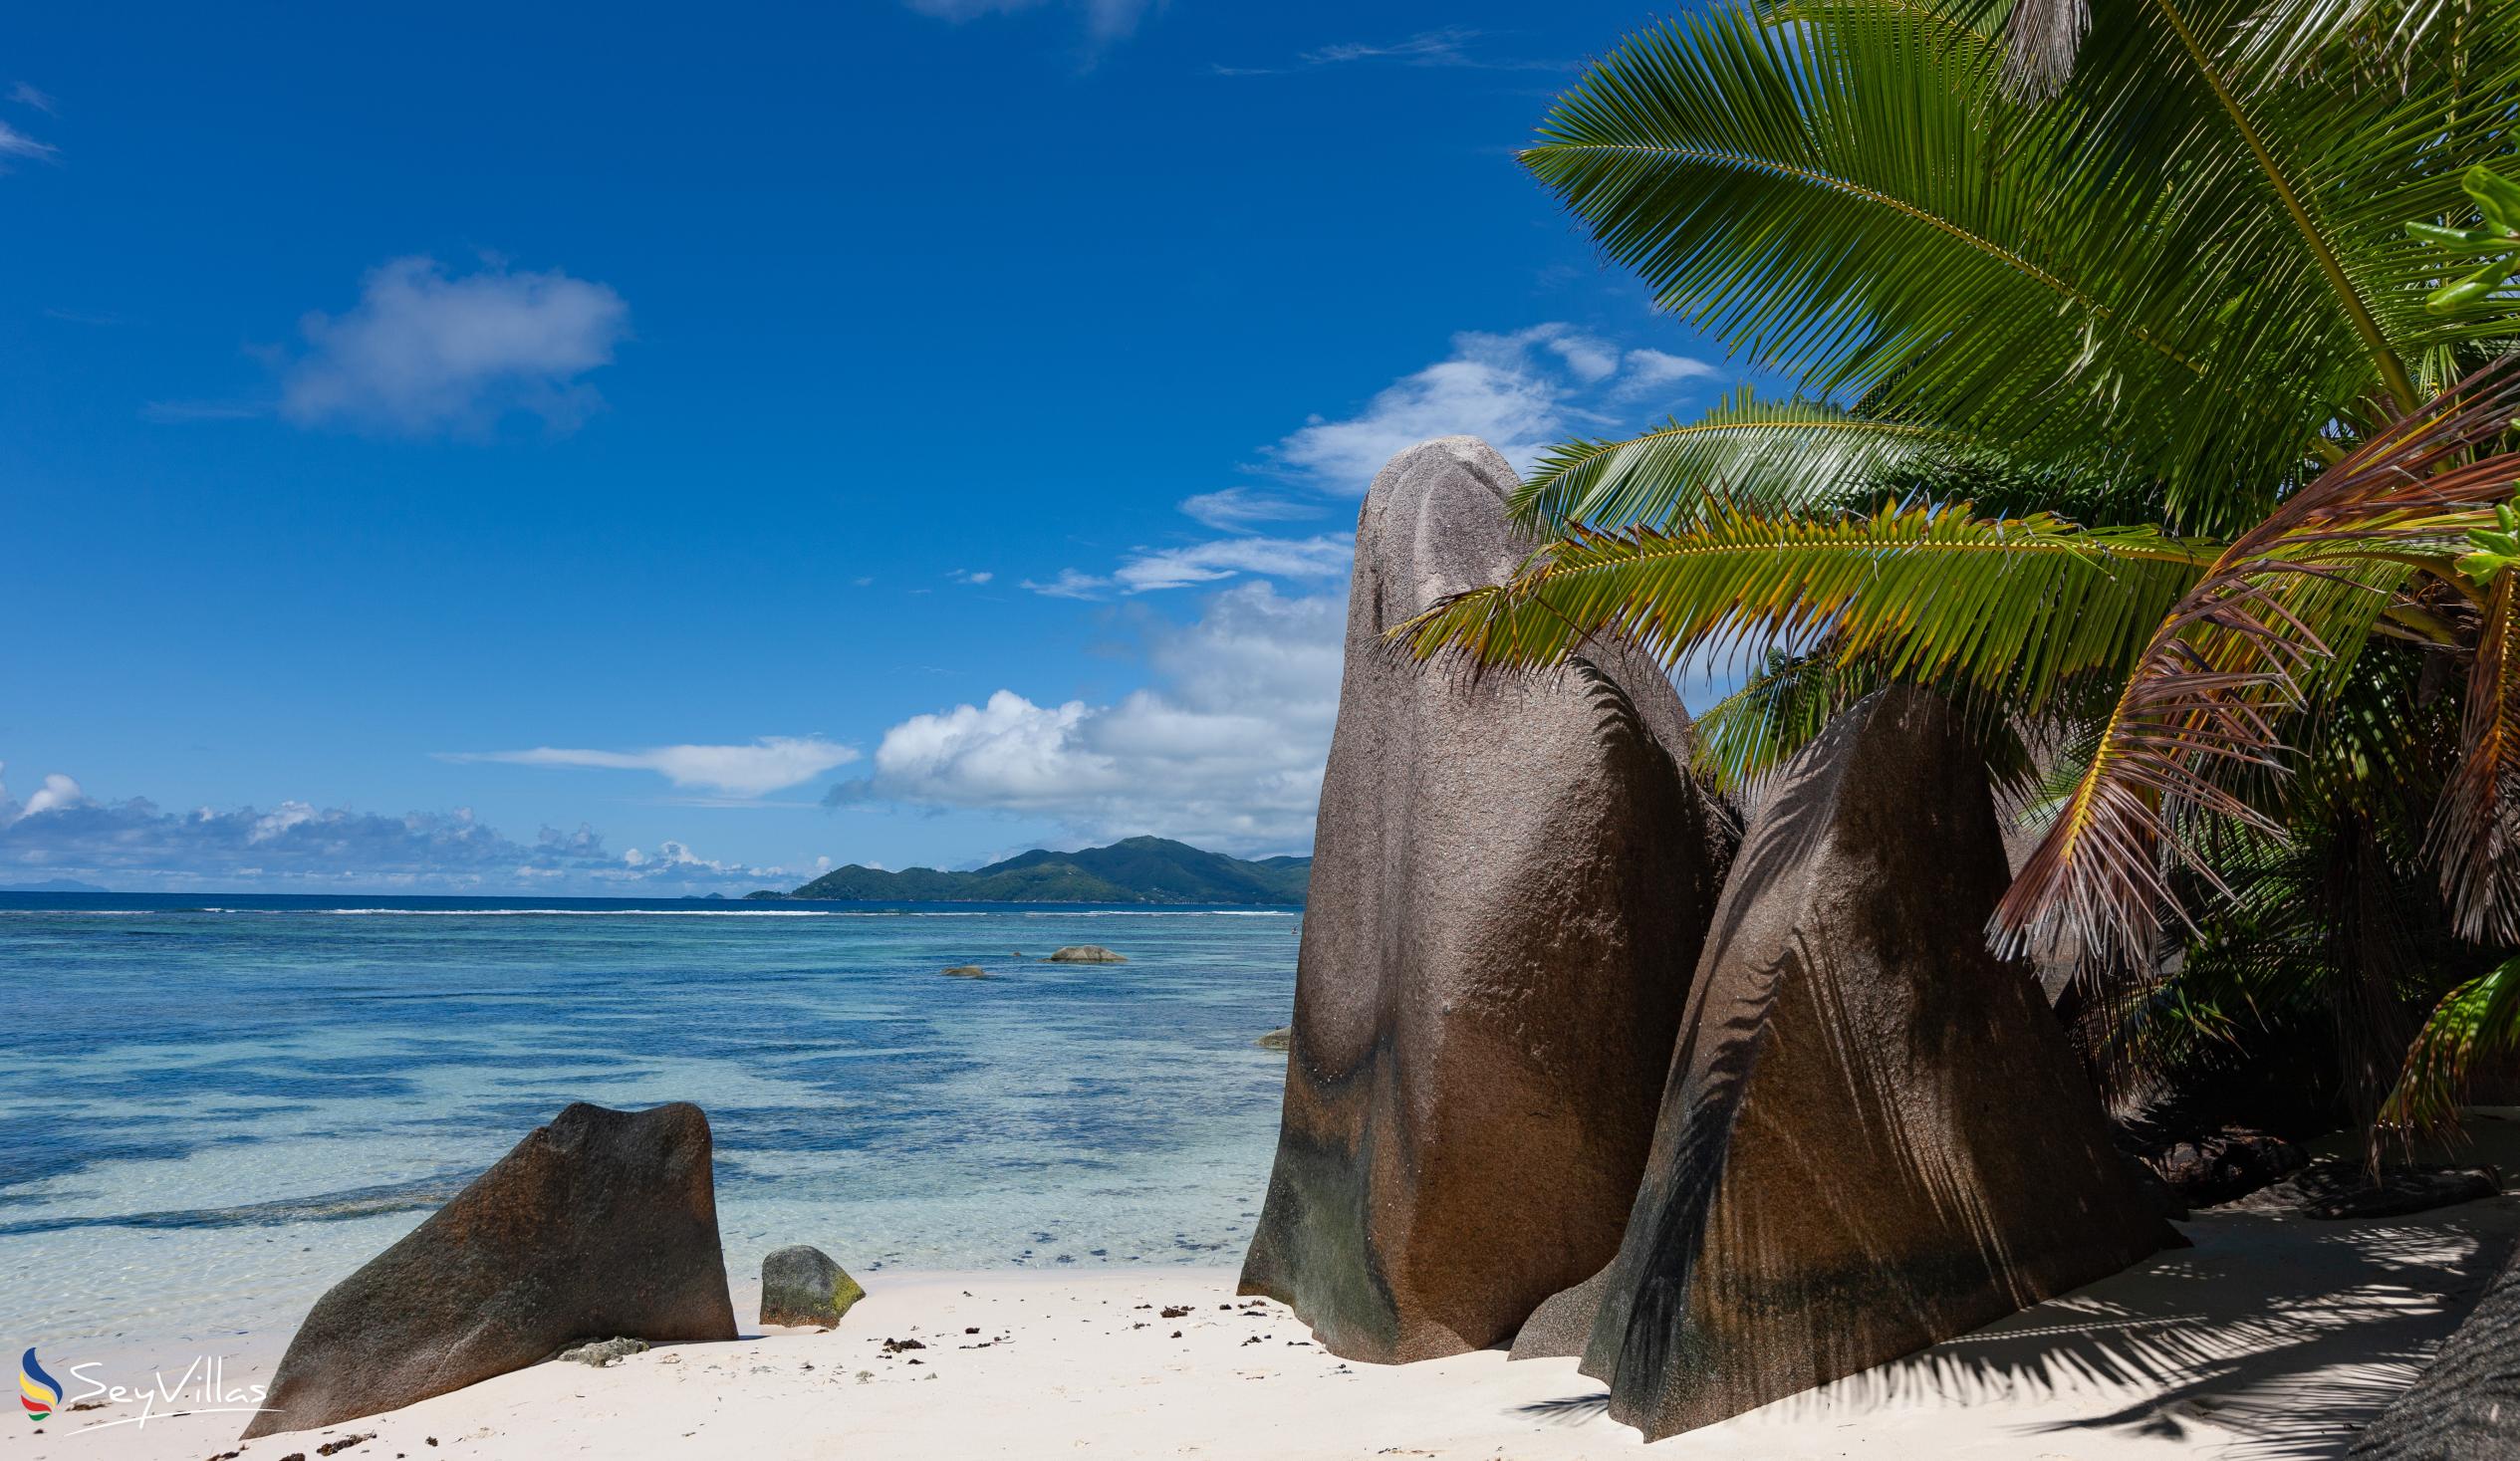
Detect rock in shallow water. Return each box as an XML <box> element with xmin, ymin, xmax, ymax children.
<box><xmin>1579</xmin><ymin>688</ymin><xmax>2178</xmax><ymax>1441</ymax></box>
<box><xmin>941</xmin><ymin>965</ymin><xmax>989</xmax><ymax>978</ymax></box>
<box><xmin>1237</xmin><ymin>435</ymin><xmax>1737</xmax><ymax>1364</ymax></box>
<box><xmin>760</xmin><ymin>1244</ymin><xmax>867</xmax><ymax>1327</ymax></box>
<box><xmin>1254</xmin><ymin>1026</ymin><xmax>1291</xmax><ymax>1052</ymax></box>
<box><xmin>243</xmin><ymin>1101</ymin><xmax>736</xmax><ymax>1439</ymax></box>
<box><xmin>1047</xmin><ymin>945</ymin><xmax>1127</xmax><ymax>963</ymax></box>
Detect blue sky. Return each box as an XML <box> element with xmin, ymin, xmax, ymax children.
<box><xmin>0</xmin><ymin>1</ymin><xmax>1742</xmax><ymax>893</ymax></box>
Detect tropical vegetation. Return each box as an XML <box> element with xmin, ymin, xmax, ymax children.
<box><xmin>1404</xmin><ymin>0</ymin><xmax>2520</xmax><ymax>1133</ymax></box>
<box><xmin>753</xmin><ymin>836</ymin><xmax>1313</xmax><ymax>905</ymax></box>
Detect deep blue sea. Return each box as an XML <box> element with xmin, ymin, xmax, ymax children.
<box><xmin>0</xmin><ymin>893</ymin><xmax>1300</xmax><ymax>1352</ymax></box>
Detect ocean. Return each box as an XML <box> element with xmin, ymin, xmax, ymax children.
<box><xmin>0</xmin><ymin>893</ymin><xmax>1301</xmax><ymax>1354</ymax></box>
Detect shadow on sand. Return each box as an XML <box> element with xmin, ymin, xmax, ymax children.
<box><xmin>1515</xmin><ymin>1200</ymin><xmax>2517</xmax><ymax>1457</ymax></box>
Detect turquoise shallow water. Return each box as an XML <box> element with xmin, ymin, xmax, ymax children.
<box><xmin>0</xmin><ymin>893</ymin><xmax>1299</xmax><ymax>1352</ymax></box>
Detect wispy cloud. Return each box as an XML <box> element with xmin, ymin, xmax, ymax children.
<box><xmin>1177</xmin><ymin>487</ymin><xmax>1320</xmax><ymax>531</ymax></box>
<box><xmin>948</xmin><ymin>568</ymin><xmax>996</xmax><ymax>585</ymax></box>
<box><xmin>0</xmin><ymin>762</ymin><xmax>795</xmax><ymax>893</ymax></box>
<box><xmin>0</xmin><ymin>119</ymin><xmax>57</xmax><ymax>162</ymax></box>
<box><xmin>9</xmin><ymin>82</ymin><xmax>56</xmax><ymax>116</ymax></box>
<box><xmin>1214</xmin><ymin>27</ymin><xmax>1567</xmax><ymax>77</ymax></box>
<box><xmin>440</xmin><ymin>736</ymin><xmax>859</xmax><ymax>799</ymax></box>
<box><xmin>904</xmin><ymin>0</ymin><xmax>1160</xmax><ymax>47</ymax></box>
<box><xmin>140</xmin><ymin>398</ymin><xmax>269</xmax><ymax>423</ymax></box>
<box><xmin>837</xmin><ymin>581</ymin><xmax>1340</xmax><ymax>852</ymax></box>
<box><xmin>273</xmin><ymin>256</ymin><xmax>630</xmax><ymax>437</ymax></box>
<box><xmin>1614</xmin><ymin>348</ymin><xmax>1721</xmax><ymax>398</ymax></box>
<box><xmin>1024</xmin><ymin>534</ymin><xmax>1351</xmax><ymax>599</ymax></box>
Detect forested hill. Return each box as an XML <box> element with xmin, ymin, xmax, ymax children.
<box><xmin>748</xmin><ymin>836</ymin><xmax>1310</xmax><ymax>905</ymax></box>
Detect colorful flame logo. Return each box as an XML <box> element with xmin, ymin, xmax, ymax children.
<box><xmin>19</xmin><ymin>1348</ymin><xmax>60</xmax><ymax>1423</ymax></box>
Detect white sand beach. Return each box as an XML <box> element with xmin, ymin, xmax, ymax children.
<box><xmin>21</xmin><ymin>1117</ymin><xmax>2514</xmax><ymax>1461</ymax></box>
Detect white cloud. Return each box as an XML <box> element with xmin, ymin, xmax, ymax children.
<box><xmin>1113</xmin><ymin>535</ymin><xmax>1350</xmax><ymax>592</ymax></box>
<box><xmin>9</xmin><ymin>83</ymin><xmax>56</xmax><ymax>116</ymax></box>
<box><xmin>1217</xmin><ymin>28</ymin><xmax>1565</xmax><ymax>76</ymax></box>
<box><xmin>443</xmin><ymin>735</ymin><xmax>859</xmax><ymax>798</ymax></box>
<box><xmin>1549</xmin><ymin>334</ymin><xmax>1622</xmax><ymax>383</ymax></box>
<box><xmin>0</xmin><ymin>766</ymin><xmax>790</xmax><ymax>893</ymax></box>
<box><xmin>0</xmin><ymin>119</ymin><xmax>56</xmax><ymax>161</ymax></box>
<box><xmin>1616</xmin><ymin>348</ymin><xmax>1721</xmax><ymax>397</ymax></box>
<box><xmin>1178</xmin><ymin>487</ymin><xmax>1319</xmax><ymax>530</ymax></box>
<box><xmin>948</xmin><ymin>568</ymin><xmax>996</xmax><ymax>585</ymax></box>
<box><xmin>1271</xmin><ymin>324</ymin><xmax>1619</xmax><ymax>490</ymax></box>
<box><xmin>1023</xmin><ymin>534</ymin><xmax>1350</xmax><ymax>599</ymax></box>
<box><xmin>1024</xmin><ymin>568</ymin><xmax>1113</xmax><ymax>600</ymax></box>
<box><xmin>279</xmin><ymin>256</ymin><xmax>630</xmax><ymax>436</ymax></box>
<box><xmin>843</xmin><ymin>581</ymin><xmax>1342</xmax><ymax>852</ymax></box>
<box><xmin>904</xmin><ymin>0</ymin><xmax>1157</xmax><ymax>44</ymax></box>
<box><xmin>17</xmin><ymin>772</ymin><xmax>85</xmax><ymax>818</ymax></box>
<box><xmin>1029</xmin><ymin>324</ymin><xmax>1718</xmax><ymax>600</ymax></box>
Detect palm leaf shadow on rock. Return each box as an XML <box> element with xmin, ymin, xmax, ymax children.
<box><xmin>1578</xmin><ymin>687</ymin><xmax>2178</xmax><ymax>1441</ymax></box>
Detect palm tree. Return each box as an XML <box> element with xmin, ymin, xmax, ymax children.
<box><xmin>1403</xmin><ymin>0</ymin><xmax>2520</xmax><ymax>1128</ymax></box>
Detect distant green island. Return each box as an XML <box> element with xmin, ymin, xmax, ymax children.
<box><xmin>747</xmin><ymin>836</ymin><xmax>1311</xmax><ymax>906</ymax></box>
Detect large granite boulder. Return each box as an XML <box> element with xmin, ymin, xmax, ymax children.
<box><xmin>2351</xmin><ymin>1242</ymin><xmax>2520</xmax><ymax>1459</ymax></box>
<box><xmin>244</xmin><ymin>1101</ymin><xmax>736</xmax><ymax>1438</ymax></box>
<box><xmin>1237</xmin><ymin>436</ymin><xmax>1737</xmax><ymax>1363</ymax></box>
<box><xmin>1579</xmin><ymin>688</ymin><xmax>2178</xmax><ymax>1440</ymax></box>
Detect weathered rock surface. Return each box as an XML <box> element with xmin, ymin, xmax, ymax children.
<box><xmin>1237</xmin><ymin>436</ymin><xmax>1738</xmax><ymax>1364</ymax></box>
<box><xmin>2229</xmin><ymin>1160</ymin><xmax>2500</xmax><ymax>1220</ymax></box>
<box><xmin>942</xmin><ymin>965</ymin><xmax>990</xmax><ymax>979</ymax></box>
<box><xmin>1254</xmin><ymin>1026</ymin><xmax>1292</xmax><ymax>1052</ymax></box>
<box><xmin>244</xmin><ymin>1102</ymin><xmax>736</xmax><ymax>1438</ymax></box>
<box><xmin>1048</xmin><ymin>945</ymin><xmax>1127</xmax><ymax>963</ymax></box>
<box><xmin>1579</xmin><ymin>688</ymin><xmax>2178</xmax><ymax>1441</ymax></box>
<box><xmin>760</xmin><ymin>1244</ymin><xmax>866</xmax><ymax>1327</ymax></box>
<box><xmin>2152</xmin><ymin>1127</ymin><xmax>2312</xmax><ymax>1207</ymax></box>
<box><xmin>2350</xmin><ymin>1242</ymin><xmax>2520</xmax><ymax>1459</ymax></box>
<box><xmin>1508</xmin><ymin>1266</ymin><xmax>1611</xmax><ymax>1361</ymax></box>
<box><xmin>556</xmin><ymin>1338</ymin><xmax>648</xmax><ymax>1366</ymax></box>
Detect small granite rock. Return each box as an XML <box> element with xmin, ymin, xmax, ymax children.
<box><xmin>1048</xmin><ymin>945</ymin><xmax>1127</xmax><ymax>963</ymax></box>
<box><xmin>556</xmin><ymin>1338</ymin><xmax>648</xmax><ymax>1366</ymax></box>
<box><xmin>2229</xmin><ymin>1159</ymin><xmax>2501</xmax><ymax>1219</ymax></box>
<box><xmin>1509</xmin><ymin>1266</ymin><xmax>1611</xmax><ymax>1361</ymax></box>
<box><xmin>761</xmin><ymin>1244</ymin><xmax>866</xmax><ymax>1327</ymax></box>
<box><xmin>941</xmin><ymin>965</ymin><xmax>989</xmax><ymax>979</ymax></box>
<box><xmin>1254</xmin><ymin>1027</ymin><xmax>1292</xmax><ymax>1052</ymax></box>
<box><xmin>2152</xmin><ymin>1127</ymin><xmax>2310</xmax><ymax>1206</ymax></box>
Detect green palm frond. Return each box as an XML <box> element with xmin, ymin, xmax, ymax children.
<box><xmin>2381</xmin><ymin>953</ymin><xmax>2520</xmax><ymax>1132</ymax></box>
<box><xmin>1525</xmin><ymin>4</ymin><xmax>2255</xmax><ymax>498</ymax></box>
<box><xmin>1531</xmin><ymin>0</ymin><xmax>2520</xmax><ymax>529</ymax></box>
<box><xmin>1515</xmin><ymin>389</ymin><xmax>1968</xmax><ymax>533</ymax></box>
<box><xmin>1399</xmin><ymin>502</ymin><xmax>2216</xmax><ymax>710</ymax></box>
<box><xmin>1691</xmin><ymin>649</ymin><xmax>1891</xmax><ymax>789</ymax></box>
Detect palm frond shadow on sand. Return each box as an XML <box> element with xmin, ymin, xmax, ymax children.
<box><xmin>1515</xmin><ymin>1209</ymin><xmax>2515</xmax><ymax>1457</ymax></box>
